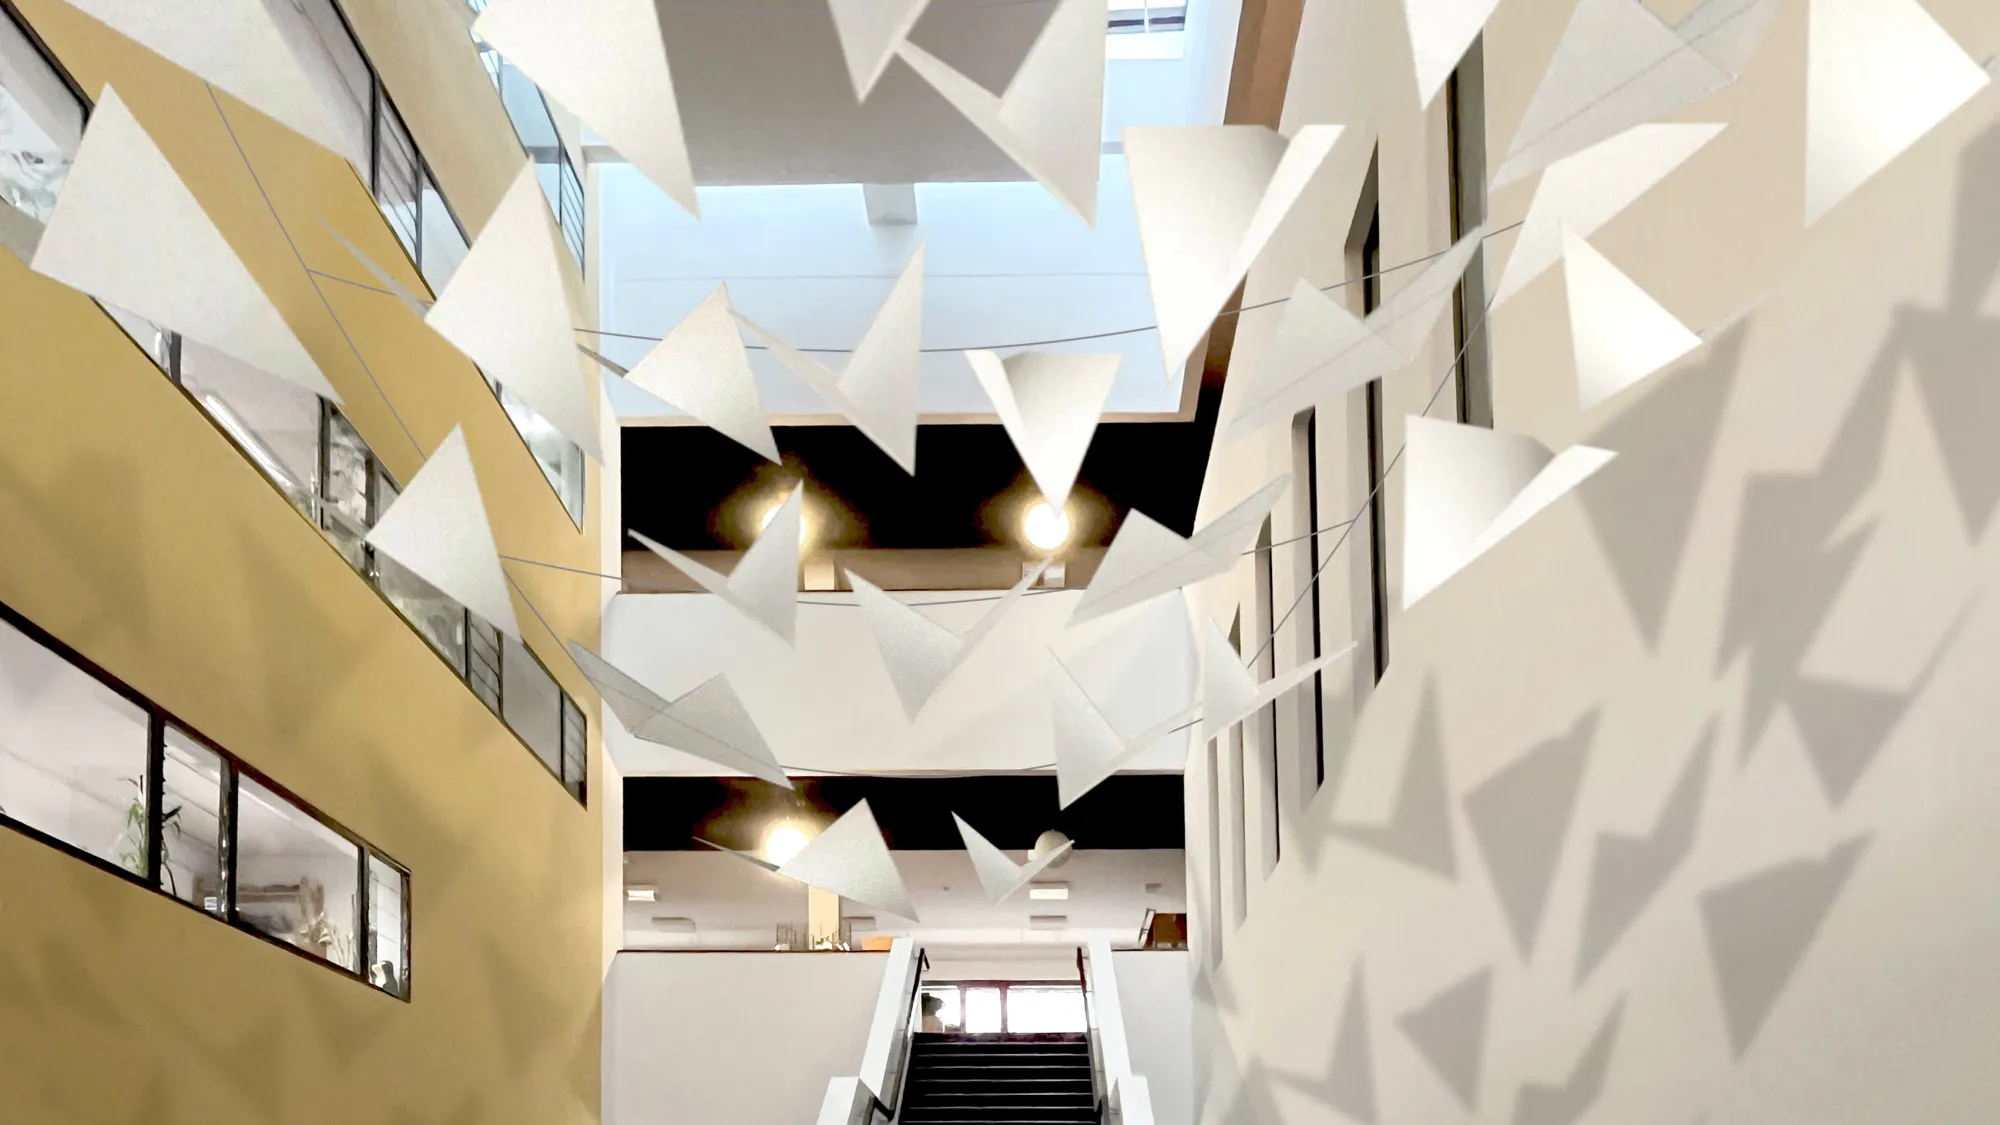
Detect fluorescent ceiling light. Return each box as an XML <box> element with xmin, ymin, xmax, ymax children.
<box><xmin>625</xmin><ymin>885</ymin><xmax>657</xmax><ymax>902</ymax></box>
<box><xmin>1028</xmin><ymin>883</ymin><xmax>1069</xmax><ymax>900</ymax></box>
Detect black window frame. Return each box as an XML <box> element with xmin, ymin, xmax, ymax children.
<box><xmin>1360</xmin><ymin>209</ymin><xmax>1390</xmax><ymax>684</ymax></box>
<box><xmin>0</xmin><ymin>598</ymin><xmax>413</xmax><ymax>999</ymax></box>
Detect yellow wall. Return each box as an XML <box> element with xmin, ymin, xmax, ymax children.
<box><xmin>0</xmin><ymin>4</ymin><xmax>607</xmax><ymax>1123</ymax></box>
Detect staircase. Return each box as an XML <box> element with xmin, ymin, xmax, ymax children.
<box><xmin>897</xmin><ymin>1033</ymin><xmax>1098</xmax><ymax>1124</ymax></box>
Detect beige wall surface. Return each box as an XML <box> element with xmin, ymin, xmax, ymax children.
<box><xmin>0</xmin><ymin>3</ymin><xmax>608</xmax><ymax>1122</ymax></box>
<box><xmin>1190</xmin><ymin>0</ymin><xmax>2000</xmax><ymax>1122</ymax></box>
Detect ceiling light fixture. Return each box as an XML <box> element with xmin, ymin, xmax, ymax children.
<box><xmin>1028</xmin><ymin>883</ymin><xmax>1069</xmax><ymax>900</ymax></box>
<box><xmin>625</xmin><ymin>885</ymin><xmax>658</xmax><ymax>903</ymax></box>
<box><xmin>763</xmin><ymin>823</ymin><xmax>811</xmax><ymax>866</ymax></box>
<box><xmin>1024</xmin><ymin>500</ymin><xmax>1071</xmax><ymax>552</ymax></box>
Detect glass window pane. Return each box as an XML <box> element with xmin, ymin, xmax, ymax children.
<box><xmin>373</xmin><ymin>106</ymin><xmax>419</xmax><ymax>258</ymax></box>
<box><xmin>100</xmin><ymin>304</ymin><xmax>173</xmax><ymax>372</ymax></box>
<box><xmin>495</xmin><ymin>384</ymin><xmax>585</xmax><ymax>525</ymax></box>
<box><xmin>920</xmin><ymin>986</ymin><xmax>962</xmax><ymax>1033</ymax></box>
<box><xmin>373</xmin><ymin>477</ymin><xmax>470</xmax><ymax>674</ymax></box>
<box><xmin>235</xmin><ymin>776</ymin><xmax>361</xmax><ymax>971</ymax></box>
<box><xmin>180</xmin><ymin>339</ymin><xmax>322</xmax><ymax>515</ymax></box>
<box><xmin>467</xmin><ymin>616</ymin><xmax>503</xmax><ymax>715</ymax></box>
<box><xmin>366</xmin><ymin>854</ymin><xmax>408</xmax><ymax>997</ymax></box>
<box><xmin>962</xmin><ymin>987</ymin><xmax>1003</xmax><ymax>1034</ymax></box>
<box><xmin>501</xmin><ymin>635</ymin><xmax>562</xmax><ymax>774</ymax></box>
<box><xmin>1006</xmin><ymin>987</ymin><xmax>1086</xmax><ymax>1034</ymax></box>
<box><xmin>417</xmin><ymin>173</ymin><xmax>468</xmax><ymax>293</ymax></box>
<box><xmin>159</xmin><ymin>726</ymin><xmax>226</xmax><ymax>915</ymax></box>
<box><xmin>0</xmin><ymin>9</ymin><xmax>83</xmax><ymax>223</ymax></box>
<box><xmin>560</xmin><ymin>694</ymin><xmax>586</xmax><ymax>801</ymax></box>
<box><xmin>265</xmin><ymin>0</ymin><xmax>369</xmax><ymax>167</ymax></box>
<box><xmin>0</xmin><ymin>618</ymin><xmax>150</xmax><ymax>868</ymax></box>
<box><xmin>322</xmin><ymin>408</ymin><xmax>372</xmax><ymax>570</ymax></box>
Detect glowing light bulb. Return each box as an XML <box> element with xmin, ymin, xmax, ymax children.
<box><xmin>763</xmin><ymin>824</ymin><xmax>810</xmax><ymax>865</ymax></box>
<box><xmin>1024</xmin><ymin>501</ymin><xmax>1070</xmax><ymax>552</ymax></box>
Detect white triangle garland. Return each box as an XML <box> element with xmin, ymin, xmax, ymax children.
<box><xmin>850</xmin><ymin>562</ymin><xmax>1046</xmax><ymax>719</ymax></box>
<box><xmin>567</xmin><ymin>641</ymin><xmax>791</xmax><ymax>787</ymax></box>
<box><xmin>626</xmin><ymin>285</ymin><xmax>778</xmax><ymax>461</ymax></box>
<box><xmin>966</xmin><ymin>350</ymin><xmax>1121</xmax><ymax>510</ymax></box>
<box><xmin>630</xmin><ymin>488</ymin><xmax>803</xmax><ymax>644</ymax></box>
<box><xmin>364</xmin><ymin>426</ymin><xmax>520</xmax><ymax>639</ymax></box>
<box><xmin>1561</xmin><ymin>229</ymin><xmax>1701</xmax><ymax>411</ymax></box>
<box><xmin>1071</xmin><ymin>476</ymin><xmax>1291</xmax><ymax>625</ymax></box>
<box><xmin>953</xmin><ymin>814</ymin><xmax>1074</xmax><ymax>904</ymax></box>
<box><xmin>777</xmin><ymin>800</ymin><xmax>920</xmax><ymax>922</ymax></box>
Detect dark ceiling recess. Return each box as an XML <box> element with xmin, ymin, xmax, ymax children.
<box><xmin>620</xmin><ymin>384</ymin><xmax>1222</xmax><ymax>551</ymax></box>
<box><xmin>624</xmin><ymin>775</ymin><xmax>1186</xmax><ymax>852</ymax></box>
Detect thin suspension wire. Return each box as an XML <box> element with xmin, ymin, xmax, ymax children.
<box><xmin>572</xmin><ymin>221</ymin><xmax>1523</xmax><ymax>355</ymax></box>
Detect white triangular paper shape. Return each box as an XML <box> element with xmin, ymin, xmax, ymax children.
<box><xmin>1403</xmin><ymin>417</ymin><xmax>1615</xmax><ymax>607</ymax></box>
<box><xmin>953</xmin><ymin>814</ymin><xmax>1074</xmax><ymax>904</ymax></box>
<box><xmin>630</xmin><ymin>488</ymin><xmax>802</xmax><ymax>643</ymax></box>
<box><xmin>1402</xmin><ymin>0</ymin><xmax>1506</xmax><ymax>109</ymax></box>
<box><xmin>473</xmin><ymin>0</ymin><xmax>698</xmax><ymax>216</ymax></box>
<box><xmin>1125</xmin><ymin>124</ymin><xmax>1344</xmax><ymax>377</ymax></box>
<box><xmin>1199</xmin><ymin>615</ymin><xmax>1355</xmax><ymax>740</ymax></box>
<box><xmin>1804</xmin><ymin>0</ymin><xmax>1990</xmax><ymax>225</ymax></box>
<box><xmin>896</xmin><ymin>0</ymin><xmax>1107</xmax><ymax>224</ymax></box>
<box><xmin>31</xmin><ymin>88</ymin><xmax>340</xmax><ymax>403</ymax></box>
<box><xmin>426</xmin><ymin>163</ymin><xmax>602</xmax><ymax>462</ymax></box>
<box><xmin>777</xmin><ymin>800</ymin><xmax>919</xmax><ymax>921</ymax></box>
<box><xmin>62</xmin><ymin>0</ymin><xmax>362</xmax><ymax>164</ymax></box>
<box><xmin>566</xmin><ymin>642</ymin><xmax>792</xmax><ymax>787</ymax></box>
<box><xmin>1227</xmin><ymin>223</ymin><xmax>1484</xmax><ymax>440</ymax></box>
<box><xmin>1561</xmin><ymin>229</ymin><xmax>1701</xmax><ymax>411</ymax></box>
<box><xmin>626</xmin><ymin>285</ymin><xmax>777</xmax><ymax>461</ymax></box>
<box><xmin>1679</xmin><ymin>0</ymin><xmax>1783</xmax><ymax>77</ymax></box>
<box><xmin>967</xmin><ymin>350</ymin><xmax>1121</xmax><ymax>510</ymax></box>
<box><xmin>828</xmin><ymin>0</ymin><xmax>933</xmax><ymax>100</ymax></box>
<box><xmin>1493</xmin><ymin>0</ymin><xmax>1733</xmax><ymax>188</ymax></box>
<box><xmin>850</xmin><ymin>563</ymin><xmax>1045</xmax><ymax>718</ymax></box>
<box><xmin>737</xmin><ymin>247</ymin><xmax>924</xmax><ymax>473</ymax></box>
<box><xmin>1495</xmin><ymin>123</ymin><xmax>1725</xmax><ymax>306</ymax></box>
<box><xmin>364</xmin><ymin>427</ymin><xmax>520</xmax><ymax>639</ymax></box>
<box><xmin>1050</xmin><ymin>651</ymin><xmax>1196</xmax><ymax>808</ymax></box>
<box><xmin>1070</xmin><ymin>476</ymin><xmax>1291</xmax><ymax>625</ymax></box>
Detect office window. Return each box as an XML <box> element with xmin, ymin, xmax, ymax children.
<box><xmin>1360</xmin><ymin>208</ymin><xmax>1390</xmax><ymax>683</ymax></box>
<box><xmin>1253</xmin><ymin>519</ymin><xmax>1279</xmax><ymax>867</ymax></box>
<box><xmin>322</xmin><ymin>406</ymin><xmax>375</xmax><ymax>570</ymax></box>
<box><xmin>467</xmin><ymin>617</ymin><xmax>504</xmax><ymax>714</ymax></box>
<box><xmin>0</xmin><ymin>3</ymin><xmax>81</xmax><ymax>225</ymax></box>
<box><xmin>159</xmin><ymin>725</ymin><xmax>227</xmax><ymax>915</ymax></box>
<box><xmin>366</xmin><ymin>854</ymin><xmax>409</xmax><ymax>997</ymax></box>
<box><xmin>497</xmin><ymin>383</ymin><xmax>587</xmax><ymax>527</ymax></box>
<box><xmin>180</xmin><ymin>338</ymin><xmax>323</xmax><ymax>516</ymax></box>
<box><xmin>0</xmin><ymin>617</ymin><xmax>150</xmax><ymax>869</ymax></box>
<box><xmin>418</xmin><ymin>172</ymin><xmax>470</xmax><ymax>290</ymax></box>
<box><xmin>373</xmin><ymin>101</ymin><xmax>421</xmax><ymax>260</ymax></box>
<box><xmin>235</xmin><ymin>775</ymin><xmax>362</xmax><ymax>973</ymax></box>
<box><xmin>1446</xmin><ymin>43</ymin><xmax>1493</xmax><ymax>428</ymax></box>
<box><xmin>502</xmin><ymin>634</ymin><xmax>564</xmax><ymax>777</ymax></box>
<box><xmin>560</xmin><ymin>693</ymin><xmax>587</xmax><ymax>803</ymax></box>
<box><xmin>1228</xmin><ymin>724</ymin><xmax>1247</xmax><ymax>927</ymax></box>
<box><xmin>1204</xmin><ymin>738</ymin><xmax>1223</xmax><ymax>963</ymax></box>
<box><xmin>374</xmin><ymin>478</ymin><xmax>472</xmax><ymax>676</ymax></box>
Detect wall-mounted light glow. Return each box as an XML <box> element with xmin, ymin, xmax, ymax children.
<box><xmin>1024</xmin><ymin>501</ymin><xmax>1071</xmax><ymax>552</ymax></box>
<box><xmin>763</xmin><ymin>823</ymin><xmax>810</xmax><ymax>865</ymax></box>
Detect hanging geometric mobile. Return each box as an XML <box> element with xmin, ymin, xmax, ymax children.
<box><xmin>425</xmin><ymin>162</ymin><xmax>604</xmax><ymax>462</ymax></box>
<box><xmin>62</xmin><ymin>0</ymin><xmax>365</xmax><ymax>164</ymax></box>
<box><xmin>1803</xmin><ymin>0</ymin><xmax>1990</xmax><ymax>224</ymax></box>
<box><xmin>1125</xmin><ymin>124</ymin><xmax>1344</xmax><ymax>378</ymax></box>
<box><xmin>897</xmin><ymin>0</ymin><xmax>1107</xmax><ymax>225</ymax></box>
<box><xmin>850</xmin><ymin>562</ymin><xmax>1048</xmax><ymax>720</ymax></box>
<box><xmin>625</xmin><ymin>285</ymin><xmax>778</xmax><ymax>462</ymax></box>
<box><xmin>630</xmin><ymin>487</ymin><xmax>804</xmax><ymax>645</ymax></box>
<box><xmin>473</xmin><ymin>0</ymin><xmax>699</xmax><ymax>216</ymax></box>
<box><xmin>1402</xmin><ymin>0</ymin><xmax>1506</xmax><ymax>109</ymax></box>
<box><xmin>966</xmin><ymin>350</ymin><xmax>1121</xmax><ymax>511</ymax></box>
<box><xmin>566</xmin><ymin>642</ymin><xmax>791</xmax><ymax>787</ymax></box>
<box><xmin>1560</xmin><ymin>229</ymin><xmax>1701</xmax><ymax>412</ymax></box>
<box><xmin>953</xmin><ymin>814</ymin><xmax>1073</xmax><ymax>904</ymax></box>
<box><xmin>364</xmin><ymin>426</ymin><xmax>520</xmax><ymax>640</ymax></box>
<box><xmin>737</xmin><ymin>246</ymin><xmax>924</xmax><ymax>473</ymax></box>
<box><xmin>1050</xmin><ymin>652</ymin><xmax>1195</xmax><ymax>808</ymax></box>
<box><xmin>1199</xmin><ymin>615</ymin><xmax>1355</xmax><ymax>741</ymax></box>
<box><xmin>1224</xmin><ymin>226</ymin><xmax>1484</xmax><ymax>440</ymax></box>
<box><xmin>775</xmin><ymin>800</ymin><xmax>921</xmax><ymax>922</ymax></box>
<box><xmin>1403</xmin><ymin>417</ymin><xmax>1616</xmax><ymax>608</ymax></box>
<box><xmin>31</xmin><ymin>87</ymin><xmax>340</xmax><ymax>403</ymax></box>
<box><xmin>828</xmin><ymin>0</ymin><xmax>934</xmax><ymax>101</ymax></box>
<box><xmin>1495</xmin><ymin>123</ymin><xmax>1727</xmax><ymax>307</ymax></box>
<box><xmin>1494</xmin><ymin>0</ymin><xmax>1777</xmax><ymax>187</ymax></box>
<box><xmin>1070</xmin><ymin>475</ymin><xmax>1291</xmax><ymax>625</ymax></box>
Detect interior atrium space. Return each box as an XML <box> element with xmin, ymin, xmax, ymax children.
<box><xmin>2</xmin><ymin>0</ymin><xmax>1999</xmax><ymax>1122</ymax></box>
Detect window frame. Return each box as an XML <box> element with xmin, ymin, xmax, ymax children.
<box><xmin>0</xmin><ymin>598</ymin><xmax>413</xmax><ymax>999</ymax></box>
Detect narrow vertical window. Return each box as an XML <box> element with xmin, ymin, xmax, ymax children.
<box><xmin>1361</xmin><ymin>210</ymin><xmax>1390</xmax><ymax>683</ymax></box>
<box><xmin>1446</xmin><ymin>42</ymin><xmax>1493</xmax><ymax>427</ymax></box>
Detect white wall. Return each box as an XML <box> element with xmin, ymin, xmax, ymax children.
<box><xmin>605</xmin><ymin>951</ymin><xmax>889</xmax><ymax>1125</ymax></box>
<box><xmin>1185</xmin><ymin>1</ymin><xmax>2000</xmax><ymax>1123</ymax></box>
<box><xmin>1115</xmin><ymin>950</ymin><xmax>1195</xmax><ymax>1125</ymax></box>
<box><xmin>603</xmin><ymin>587</ymin><xmax>1197</xmax><ymax>775</ymax></box>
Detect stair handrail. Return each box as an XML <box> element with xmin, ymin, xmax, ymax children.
<box><xmin>1082</xmin><ymin>939</ymin><xmax>1157</xmax><ymax>1125</ymax></box>
<box><xmin>815</xmin><ymin>938</ymin><xmax>924</xmax><ymax>1125</ymax></box>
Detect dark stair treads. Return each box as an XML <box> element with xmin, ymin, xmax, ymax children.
<box><xmin>899</xmin><ymin>1034</ymin><xmax>1099</xmax><ymax>1125</ymax></box>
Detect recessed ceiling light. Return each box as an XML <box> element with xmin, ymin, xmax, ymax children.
<box><xmin>625</xmin><ymin>885</ymin><xmax>658</xmax><ymax>902</ymax></box>
<box><xmin>1029</xmin><ymin>883</ymin><xmax>1069</xmax><ymax>900</ymax></box>
<box><xmin>1028</xmin><ymin>915</ymin><xmax>1069</xmax><ymax>930</ymax></box>
<box><xmin>1024</xmin><ymin>501</ymin><xmax>1071</xmax><ymax>551</ymax></box>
